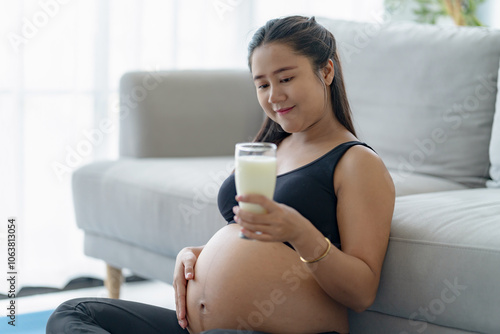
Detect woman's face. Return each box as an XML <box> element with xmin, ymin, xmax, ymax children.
<box><xmin>251</xmin><ymin>42</ymin><xmax>334</xmax><ymax>134</ymax></box>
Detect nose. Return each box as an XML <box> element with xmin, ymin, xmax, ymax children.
<box><xmin>268</xmin><ymin>85</ymin><xmax>286</xmax><ymax>104</ymax></box>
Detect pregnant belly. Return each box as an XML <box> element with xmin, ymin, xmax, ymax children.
<box><xmin>185</xmin><ymin>224</ymin><xmax>348</xmax><ymax>334</ymax></box>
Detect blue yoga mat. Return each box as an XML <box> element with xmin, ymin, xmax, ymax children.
<box><xmin>0</xmin><ymin>309</ymin><xmax>54</xmax><ymax>334</ymax></box>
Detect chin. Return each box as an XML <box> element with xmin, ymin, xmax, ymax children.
<box><xmin>279</xmin><ymin>124</ymin><xmax>301</xmax><ymax>134</ymax></box>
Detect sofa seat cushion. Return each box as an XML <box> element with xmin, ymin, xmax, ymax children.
<box><xmin>367</xmin><ymin>188</ymin><xmax>500</xmax><ymax>333</ymax></box>
<box><xmin>72</xmin><ymin>157</ymin><xmax>234</xmax><ymax>257</ymax></box>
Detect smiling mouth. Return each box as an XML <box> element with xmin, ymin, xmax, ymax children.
<box><xmin>275</xmin><ymin>106</ymin><xmax>294</xmax><ymax>115</ymax></box>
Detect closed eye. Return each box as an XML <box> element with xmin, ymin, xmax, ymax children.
<box><xmin>257</xmin><ymin>77</ymin><xmax>293</xmax><ymax>90</ymax></box>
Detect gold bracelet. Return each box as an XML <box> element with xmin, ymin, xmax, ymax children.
<box><xmin>299</xmin><ymin>237</ymin><xmax>332</xmax><ymax>264</ymax></box>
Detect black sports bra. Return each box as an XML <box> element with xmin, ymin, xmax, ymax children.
<box><xmin>217</xmin><ymin>141</ymin><xmax>374</xmax><ymax>250</ymax></box>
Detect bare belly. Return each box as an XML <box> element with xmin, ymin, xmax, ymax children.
<box><xmin>185</xmin><ymin>224</ymin><xmax>348</xmax><ymax>334</ymax></box>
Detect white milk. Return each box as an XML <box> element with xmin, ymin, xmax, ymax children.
<box><xmin>235</xmin><ymin>155</ymin><xmax>277</xmax><ymax>214</ymax></box>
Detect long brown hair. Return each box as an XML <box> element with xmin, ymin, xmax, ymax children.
<box><xmin>248</xmin><ymin>16</ymin><xmax>356</xmax><ymax>145</ymax></box>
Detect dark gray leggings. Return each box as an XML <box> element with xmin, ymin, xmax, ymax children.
<box><xmin>46</xmin><ymin>297</ymin><xmax>340</xmax><ymax>334</ymax></box>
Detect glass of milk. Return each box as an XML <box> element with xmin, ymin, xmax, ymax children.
<box><xmin>235</xmin><ymin>142</ymin><xmax>277</xmax><ymax>217</ymax></box>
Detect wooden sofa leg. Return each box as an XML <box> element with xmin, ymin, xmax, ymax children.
<box><xmin>105</xmin><ymin>264</ymin><xmax>123</xmax><ymax>299</ymax></box>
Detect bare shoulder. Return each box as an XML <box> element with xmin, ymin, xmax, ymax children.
<box><xmin>334</xmin><ymin>144</ymin><xmax>395</xmax><ymax>196</ymax></box>
<box><xmin>340</xmin><ymin>144</ymin><xmax>380</xmax><ymax>164</ymax></box>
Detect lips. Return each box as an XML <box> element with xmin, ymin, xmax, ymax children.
<box><xmin>275</xmin><ymin>106</ymin><xmax>294</xmax><ymax>115</ymax></box>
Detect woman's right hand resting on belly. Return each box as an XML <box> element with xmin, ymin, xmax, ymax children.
<box><xmin>173</xmin><ymin>245</ymin><xmax>204</xmax><ymax>330</ymax></box>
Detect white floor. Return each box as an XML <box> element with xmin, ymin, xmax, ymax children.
<box><xmin>9</xmin><ymin>279</ymin><xmax>176</xmax><ymax>315</ymax></box>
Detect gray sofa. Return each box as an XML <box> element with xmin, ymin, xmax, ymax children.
<box><xmin>72</xmin><ymin>18</ymin><xmax>500</xmax><ymax>333</ymax></box>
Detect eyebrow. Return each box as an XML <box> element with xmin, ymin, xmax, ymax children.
<box><xmin>253</xmin><ymin>66</ymin><xmax>297</xmax><ymax>81</ymax></box>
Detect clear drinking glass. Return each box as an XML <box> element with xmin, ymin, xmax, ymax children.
<box><xmin>235</xmin><ymin>142</ymin><xmax>277</xmax><ymax>219</ymax></box>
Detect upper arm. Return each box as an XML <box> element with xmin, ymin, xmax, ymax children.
<box><xmin>334</xmin><ymin>145</ymin><xmax>395</xmax><ymax>280</ymax></box>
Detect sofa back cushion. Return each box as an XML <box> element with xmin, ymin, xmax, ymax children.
<box><xmin>119</xmin><ymin>70</ymin><xmax>263</xmax><ymax>158</ymax></box>
<box><xmin>318</xmin><ymin>18</ymin><xmax>500</xmax><ymax>188</ymax></box>
<box><xmin>487</xmin><ymin>63</ymin><xmax>500</xmax><ymax>188</ymax></box>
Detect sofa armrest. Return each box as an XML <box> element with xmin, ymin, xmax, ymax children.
<box><xmin>119</xmin><ymin>70</ymin><xmax>263</xmax><ymax>158</ymax></box>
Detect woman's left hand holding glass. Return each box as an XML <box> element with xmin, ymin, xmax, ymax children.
<box><xmin>233</xmin><ymin>194</ymin><xmax>312</xmax><ymax>243</ymax></box>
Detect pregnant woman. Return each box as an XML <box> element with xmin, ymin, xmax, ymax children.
<box><xmin>46</xmin><ymin>16</ymin><xmax>395</xmax><ymax>334</ymax></box>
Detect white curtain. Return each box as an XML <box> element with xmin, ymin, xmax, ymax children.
<box><xmin>1</xmin><ymin>0</ymin><xmax>388</xmax><ymax>293</ymax></box>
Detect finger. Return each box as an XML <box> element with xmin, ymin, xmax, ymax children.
<box><xmin>237</xmin><ymin>217</ymin><xmax>272</xmax><ymax>231</ymax></box>
<box><xmin>240</xmin><ymin>223</ymin><xmax>277</xmax><ymax>240</ymax></box>
<box><xmin>236</xmin><ymin>194</ymin><xmax>277</xmax><ymax>212</ymax></box>
<box><xmin>234</xmin><ymin>208</ymin><xmax>273</xmax><ymax>225</ymax></box>
<box><xmin>175</xmin><ymin>284</ymin><xmax>188</xmax><ymax>328</ymax></box>
<box><xmin>240</xmin><ymin>227</ymin><xmax>274</xmax><ymax>242</ymax></box>
<box><xmin>175</xmin><ymin>282</ymin><xmax>186</xmax><ymax>318</ymax></box>
<box><xmin>184</xmin><ymin>264</ymin><xmax>194</xmax><ymax>280</ymax></box>
<box><xmin>179</xmin><ymin>318</ymin><xmax>188</xmax><ymax>329</ymax></box>
<box><xmin>174</xmin><ymin>282</ymin><xmax>180</xmax><ymax>316</ymax></box>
